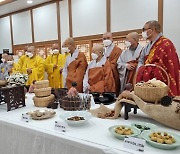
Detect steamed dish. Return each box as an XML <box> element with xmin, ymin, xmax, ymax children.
<box><xmin>115</xmin><ymin>126</ymin><xmax>134</xmax><ymax>135</ymax></box>
<box><xmin>149</xmin><ymin>132</ymin><xmax>176</xmax><ymax>144</ymax></box>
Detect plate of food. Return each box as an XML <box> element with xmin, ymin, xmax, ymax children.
<box><xmin>27</xmin><ymin>109</ymin><xmax>56</xmax><ymax>120</ymax></box>
<box><xmin>131</xmin><ymin>122</ymin><xmax>157</xmax><ymax>132</ymax></box>
<box><xmin>141</xmin><ymin>130</ymin><xmax>180</xmax><ymax>149</ymax></box>
<box><xmin>109</xmin><ymin>125</ymin><xmax>141</xmax><ymax>140</ymax></box>
<box><xmin>59</xmin><ymin>111</ymin><xmax>92</xmax><ymax>126</ymax></box>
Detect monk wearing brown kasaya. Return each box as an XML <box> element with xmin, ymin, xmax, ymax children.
<box><xmin>62</xmin><ymin>38</ymin><xmax>87</xmax><ymax>93</ymax></box>
<box><xmin>83</xmin><ymin>44</ymin><xmax>115</xmax><ymax>93</ymax></box>
<box><xmin>103</xmin><ymin>32</ymin><xmax>122</xmax><ymax>96</ymax></box>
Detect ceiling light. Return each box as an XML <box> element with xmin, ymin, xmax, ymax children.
<box><xmin>27</xmin><ymin>0</ymin><xmax>33</xmax><ymax>4</ymax></box>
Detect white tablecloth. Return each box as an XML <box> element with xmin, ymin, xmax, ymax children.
<box><xmin>0</xmin><ymin>93</ymin><xmax>180</xmax><ymax>154</ymax></box>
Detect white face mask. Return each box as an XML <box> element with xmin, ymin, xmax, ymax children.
<box><xmin>27</xmin><ymin>52</ymin><xmax>33</xmax><ymax>58</ymax></box>
<box><xmin>142</xmin><ymin>31</ymin><xmax>148</xmax><ymax>40</ymax></box>
<box><xmin>124</xmin><ymin>41</ymin><xmax>131</xmax><ymax>48</ymax></box>
<box><xmin>91</xmin><ymin>53</ymin><xmax>98</xmax><ymax>60</ymax></box>
<box><xmin>1</xmin><ymin>58</ymin><xmax>5</xmax><ymax>63</ymax></box>
<box><xmin>53</xmin><ymin>49</ymin><xmax>59</xmax><ymax>54</ymax></box>
<box><xmin>7</xmin><ymin>61</ymin><xmax>14</xmax><ymax>65</ymax></box>
<box><xmin>25</xmin><ymin>51</ymin><xmax>28</xmax><ymax>56</ymax></box>
<box><xmin>61</xmin><ymin>47</ymin><xmax>70</xmax><ymax>54</ymax></box>
<box><xmin>18</xmin><ymin>52</ymin><xmax>23</xmax><ymax>57</ymax></box>
<box><xmin>103</xmin><ymin>39</ymin><xmax>112</xmax><ymax>47</ymax></box>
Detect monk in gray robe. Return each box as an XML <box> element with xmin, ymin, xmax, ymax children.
<box><xmin>117</xmin><ymin>32</ymin><xmax>143</xmax><ymax>93</ymax></box>
<box><xmin>0</xmin><ymin>53</ymin><xmax>9</xmax><ymax>80</ymax></box>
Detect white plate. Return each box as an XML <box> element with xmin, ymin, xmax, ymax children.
<box><xmin>59</xmin><ymin>111</ymin><xmax>92</xmax><ymax>126</ymax></box>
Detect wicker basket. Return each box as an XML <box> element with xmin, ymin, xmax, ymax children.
<box><xmin>0</xmin><ymin>80</ymin><xmax>7</xmax><ymax>86</ymax></box>
<box><xmin>35</xmin><ymin>80</ymin><xmax>49</xmax><ymax>89</ymax></box>
<box><xmin>34</xmin><ymin>87</ymin><xmax>51</xmax><ymax>97</ymax></box>
<box><xmin>33</xmin><ymin>94</ymin><xmax>55</xmax><ymax>107</ymax></box>
<box><xmin>134</xmin><ymin>64</ymin><xmax>169</xmax><ymax>103</ymax></box>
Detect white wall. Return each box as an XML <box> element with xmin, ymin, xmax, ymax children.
<box><xmin>71</xmin><ymin>0</ymin><xmax>106</xmax><ymax>37</ymax></box>
<box><xmin>0</xmin><ymin>0</ymin><xmax>180</xmax><ymax>58</ymax></box>
<box><xmin>12</xmin><ymin>11</ymin><xmax>32</xmax><ymax>45</ymax></box>
<box><xmin>111</xmin><ymin>0</ymin><xmax>158</xmax><ymax>32</ymax></box>
<box><xmin>0</xmin><ymin>16</ymin><xmax>12</xmax><ymax>53</ymax></box>
<box><xmin>163</xmin><ymin>0</ymin><xmax>180</xmax><ymax>57</ymax></box>
<box><xmin>33</xmin><ymin>3</ymin><xmax>58</xmax><ymax>42</ymax></box>
<box><xmin>60</xmin><ymin>0</ymin><xmax>69</xmax><ymax>45</ymax></box>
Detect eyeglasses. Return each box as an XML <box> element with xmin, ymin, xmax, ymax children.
<box><xmin>142</xmin><ymin>28</ymin><xmax>151</xmax><ymax>32</ymax></box>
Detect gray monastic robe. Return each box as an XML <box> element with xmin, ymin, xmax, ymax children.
<box><xmin>0</xmin><ymin>62</ymin><xmax>9</xmax><ymax>80</ymax></box>
<box><xmin>117</xmin><ymin>44</ymin><xmax>143</xmax><ymax>92</ymax></box>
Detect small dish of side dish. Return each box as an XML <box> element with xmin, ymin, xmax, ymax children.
<box><xmin>59</xmin><ymin>111</ymin><xmax>92</xmax><ymax>126</ymax></box>
<box><xmin>131</xmin><ymin>122</ymin><xmax>157</xmax><ymax>131</ymax></box>
<box><xmin>141</xmin><ymin>130</ymin><xmax>180</xmax><ymax>150</ymax></box>
<box><xmin>109</xmin><ymin>125</ymin><xmax>141</xmax><ymax>140</ymax></box>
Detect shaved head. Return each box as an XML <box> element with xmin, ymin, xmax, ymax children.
<box><xmin>145</xmin><ymin>20</ymin><xmax>161</xmax><ymax>33</ymax></box>
<box><xmin>92</xmin><ymin>44</ymin><xmax>104</xmax><ymax>60</ymax></box>
<box><xmin>27</xmin><ymin>46</ymin><xmax>35</xmax><ymax>52</ymax></box>
<box><xmin>126</xmin><ymin>32</ymin><xmax>139</xmax><ymax>42</ymax></box>
<box><xmin>27</xmin><ymin>46</ymin><xmax>36</xmax><ymax>58</ymax></box>
<box><xmin>52</xmin><ymin>43</ymin><xmax>59</xmax><ymax>50</ymax></box>
<box><xmin>93</xmin><ymin>44</ymin><xmax>104</xmax><ymax>53</ymax></box>
<box><xmin>2</xmin><ymin>53</ymin><xmax>9</xmax><ymax>62</ymax></box>
<box><xmin>103</xmin><ymin>32</ymin><xmax>113</xmax><ymax>41</ymax></box>
<box><xmin>24</xmin><ymin>45</ymin><xmax>28</xmax><ymax>52</ymax></box>
<box><xmin>63</xmin><ymin>37</ymin><xmax>76</xmax><ymax>54</ymax></box>
<box><xmin>8</xmin><ymin>55</ymin><xmax>13</xmax><ymax>61</ymax></box>
<box><xmin>65</xmin><ymin>38</ymin><xmax>75</xmax><ymax>46</ymax></box>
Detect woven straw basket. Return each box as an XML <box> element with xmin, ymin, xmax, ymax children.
<box><xmin>34</xmin><ymin>87</ymin><xmax>51</xmax><ymax>97</ymax></box>
<box><xmin>35</xmin><ymin>80</ymin><xmax>49</xmax><ymax>89</ymax></box>
<box><xmin>134</xmin><ymin>64</ymin><xmax>169</xmax><ymax>103</ymax></box>
<box><xmin>33</xmin><ymin>94</ymin><xmax>55</xmax><ymax>107</ymax></box>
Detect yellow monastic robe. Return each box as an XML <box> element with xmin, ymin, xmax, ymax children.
<box><xmin>17</xmin><ymin>55</ymin><xmax>28</xmax><ymax>73</ymax></box>
<box><xmin>22</xmin><ymin>55</ymin><xmax>44</xmax><ymax>85</ymax></box>
<box><xmin>11</xmin><ymin>62</ymin><xmax>20</xmax><ymax>74</ymax></box>
<box><xmin>63</xmin><ymin>53</ymin><xmax>70</xmax><ymax>60</ymax></box>
<box><xmin>45</xmin><ymin>53</ymin><xmax>67</xmax><ymax>88</ymax></box>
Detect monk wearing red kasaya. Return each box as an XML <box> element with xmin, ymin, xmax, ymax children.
<box><xmin>137</xmin><ymin>20</ymin><xmax>180</xmax><ymax>96</ymax></box>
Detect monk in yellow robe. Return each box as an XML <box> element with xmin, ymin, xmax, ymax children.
<box><xmin>103</xmin><ymin>32</ymin><xmax>122</xmax><ymax>96</ymax></box>
<box><xmin>17</xmin><ymin>46</ymin><xmax>29</xmax><ymax>73</ymax></box>
<box><xmin>45</xmin><ymin>43</ymin><xmax>66</xmax><ymax>88</ymax></box>
<box><xmin>83</xmin><ymin>44</ymin><xmax>115</xmax><ymax>93</ymax></box>
<box><xmin>22</xmin><ymin>46</ymin><xmax>44</xmax><ymax>85</ymax></box>
<box><xmin>61</xmin><ymin>44</ymin><xmax>70</xmax><ymax>60</ymax></box>
<box><xmin>62</xmin><ymin>38</ymin><xmax>88</xmax><ymax>93</ymax></box>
